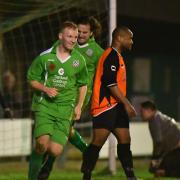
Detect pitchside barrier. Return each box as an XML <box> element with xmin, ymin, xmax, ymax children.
<box><xmin>0</xmin><ymin>119</ymin><xmax>154</xmax><ymax>157</ymax></box>
<box><xmin>0</xmin><ymin>119</ymin><xmax>32</xmax><ymax>157</ymax></box>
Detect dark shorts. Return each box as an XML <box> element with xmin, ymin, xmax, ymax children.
<box><xmin>159</xmin><ymin>147</ymin><xmax>180</xmax><ymax>177</ymax></box>
<box><xmin>92</xmin><ymin>103</ymin><xmax>129</xmax><ymax>131</ymax></box>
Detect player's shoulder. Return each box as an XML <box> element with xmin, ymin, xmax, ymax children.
<box><xmin>89</xmin><ymin>39</ymin><xmax>100</xmax><ymax>49</ymax></box>
<box><xmin>103</xmin><ymin>47</ymin><xmax>117</xmax><ymax>59</ymax></box>
<box><xmin>72</xmin><ymin>48</ymin><xmax>85</xmax><ymax>61</ymax></box>
<box><xmin>101</xmin><ymin>47</ymin><xmax>119</xmax><ymax>64</ymax></box>
<box><xmin>33</xmin><ymin>47</ymin><xmax>54</xmax><ymax>63</ymax></box>
<box><xmin>40</xmin><ymin>47</ymin><xmax>53</xmax><ymax>57</ymax></box>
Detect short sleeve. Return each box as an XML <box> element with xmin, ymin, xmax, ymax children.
<box><xmin>94</xmin><ymin>43</ymin><xmax>104</xmax><ymax>66</ymax></box>
<box><xmin>101</xmin><ymin>50</ymin><xmax>119</xmax><ymax>87</ymax></box>
<box><xmin>76</xmin><ymin>57</ymin><xmax>88</xmax><ymax>87</ymax></box>
<box><xmin>27</xmin><ymin>55</ymin><xmax>44</xmax><ymax>82</ymax></box>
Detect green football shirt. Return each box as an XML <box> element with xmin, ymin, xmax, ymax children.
<box><xmin>75</xmin><ymin>37</ymin><xmax>104</xmax><ymax>90</ymax></box>
<box><xmin>53</xmin><ymin>38</ymin><xmax>103</xmax><ymax>90</ymax></box>
<box><xmin>27</xmin><ymin>43</ymin><xmax>88</xmax><ymax>112</ymax></box>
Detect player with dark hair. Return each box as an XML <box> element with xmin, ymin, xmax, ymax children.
<box><xmin>141</xmin><ymin>100</ymin><xmax>180</xmax><ymax>178</ymax></box>
<box><xmin>81</xmin><ymin>26</ymin><xmax>137</xmax><ymax>180</ymax></box>
<box><xmin>27</xmin><ymin>21</ymin><xmax>88</xmax><ymax>180</ymax></box>
<box><xmin>38</xmin><ymin>17</ymin><xmax>103</xmax><ymax>180</ymax></box>
<box><xmin>75</xmin><ymin>16</ymin><xmax>104</xmax><ymax>113</ymax></box>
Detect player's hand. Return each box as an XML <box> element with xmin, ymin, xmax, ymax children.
<box><xmin>73</xmin><ymin>105</ymin><xmax>82</xmax><ymax>121</ymax></box>
<box><xmin>124</xmin><ymin>104</ymin><xmax>137</xmax><ymax>118</ymax></box>
<box><xmin>149</xmin><ymin>159</ymin><xmax>160</xmax><ymax>173</ymax></box>
<box><xmin>44</xmin><ymin>87</ymin><xmax>58</xmax><ymax>98</ymax></box>
<box><xmin>4</xmin><ymin>108</ymin><xmax>13</xmax><ymax>119</ymax></box>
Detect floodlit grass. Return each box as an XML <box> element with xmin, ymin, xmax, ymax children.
<box><xmin>0</xmin><ymin>159</ymin><xmax>179</xmax><ymax>180</ymax></box>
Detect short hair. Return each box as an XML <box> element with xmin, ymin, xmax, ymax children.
<box><xmin>77</xmin><ymin>16</ymin><xmax>102</xmax><ymax>38</ymax></box>
<box><xmin>112</xmin><ymin>26</ymin><xmax>130</xmax><ymax>39</ymax></box>
<box><xmin>59</xmin><ymin>21</ymin><xmax>77</xmax><ymax>33</ymax></box>
<box><xmin>141</xmin><ymin>100</ymin><xmax>157</xmax><ymax>110</ymax></box>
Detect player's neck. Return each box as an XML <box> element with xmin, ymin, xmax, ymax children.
<box><xmin>112</xmin><ymin>46</ymin><xmax>122</xmax><ymax>56</ymax></box>
<box><xmin>57</xmin><ymin>45</ymin><xmax>71</xmax><ymax>61</ymax></box>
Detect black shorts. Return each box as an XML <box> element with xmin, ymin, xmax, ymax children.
<box><xmin>159</xmin><ymin>147</ymin><xmax>180</xmax><ymax>177</ymax></box>
<box><xmin>92</xmin><ymin>103</ymin><xmax>129</xmax><ymax>131</ymax></box>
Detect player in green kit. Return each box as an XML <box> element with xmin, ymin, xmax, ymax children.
<box><xmin>38</xmin><ymin>17</ymin><xmax>103</xmax><ymax>180</ymax></box>
<box><xmin>27</xmin><ymin>21</ymin><xmax>88</xmax><ymax>180</ymax></box>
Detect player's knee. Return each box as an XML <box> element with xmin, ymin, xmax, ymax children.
<box><xmin>116</xmin><ymin>132</ymin><xmax>131</xmax><ymax>144</ymax></box>
<box><xmin>117</xmin><ymin>136</ymin><xmax>131</xmax><ymax>144</ymax></box>
<box><xmin>35</xmin><ymin>142</ymin><xmax>48</xmax><ymax>154</ymax></box>
<box><xmin>36</xmin><ymin>137</ymin><xmax>49</xmax><ymax>154</ymax></box>
<box><xmin>122</xmin><ymin>135</ymin><xmax>131</xmax><ymax>143</ymax></box>
<box><xmin>49</xmin><ymin>143</ymin><xmax>63</xmax><ymax>157</ymax></box>
<box><xmin>92</xmin><ymin>138</ymin><xmax>106</xmax><ymax>147</ymax></box>
<box><xmin>49</xmin><ymin>147</ymin><xmax>63</xmax><ymax>157</ymax></box>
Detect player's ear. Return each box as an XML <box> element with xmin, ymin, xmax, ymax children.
<box><xmin>90</xmin><ymin>31</ymin><xmax>93</xmax><ymax>37</ymax></box>
<box><xmin>58</xmin><ymin>33</ymin><xmax>62</xmax><ymax>40</ymax></box>
<box><xmin>117</xmin><ymin>35</ymin><xmax>123</xmax><ymax>43</ymax></box>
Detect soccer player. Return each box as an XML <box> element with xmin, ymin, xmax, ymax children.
<box><xmin>38</xmin><ymin>16</ymin><xmax>103</xmax><ymax>180</ymax></box>
<box><xmin>81</xmin><ymin>26</ymin><xmax>137</xmax><ymax>180</ymax></box>
<box><xmin>140</xmin><ymin>100</ymin><xmax>180</xmax><ymax>178</ymax></box>
<box><xmin>27</xmin><ymin>21</ymin><xmax>88</xmax><ymax>180</ymax></box>
<box><xmin>76</xmin><ymin>16</ymin><xmax>104</xmax><ymax>102</ymax></box>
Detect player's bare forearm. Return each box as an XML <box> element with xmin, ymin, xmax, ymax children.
<box><xmin>109</xmin><ymin>85</ymin><xmax>129</xmax><ymax>105</ymax></box>
<box><xmin>76</xmin><ymin>85</ymin><xmax>87</xmax><ymax>108</ymax></box>
<box><xmin>108</xmin><ymin>85</ymin><xmax>136</xmax><ymax>117</ymax></box>
<box><xmin>30</xmin><ymin>80</ymin><xmax>47</xmax><ymax>92</ymax></box>
<box><xmin>30</xmin><ymin>80</ymin><xmax>58</xmax><ymax>97</ymax></box>
<box><xmin>74</xmin><ymin>85</ymin><xmax>87</xmax><ymax>120</ymax></box>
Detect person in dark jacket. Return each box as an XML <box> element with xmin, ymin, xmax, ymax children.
<box><xmin>0</xmin><ymin>90</ymin><xmax>13</xmax><ymax>118</ymax></box>
<box><xmin>140</xmin><ymin>100</ymin><xmax>180</xmax><ymax>178</ymax></box>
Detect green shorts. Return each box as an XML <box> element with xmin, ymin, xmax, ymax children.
<box><xmin>34</xmin><ymin>104</ymin><xmax>73</xmax><ymax>146</ymax></box>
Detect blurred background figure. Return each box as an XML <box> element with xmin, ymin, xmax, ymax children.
<box><xmin>2</xmin><ymin>70</ymin><xmax>22</xmax><ymax>118</ymax></box>
<box><xmin>140</xmin><ymin>100</ymin><xmax>180</xmax><ymax>178</ymax></box>
<box><xmin>0</xmin><ymin>90</ymin><xmax>13</xmax><ymax>118</ymax></box>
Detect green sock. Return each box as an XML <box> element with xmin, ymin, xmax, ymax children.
<box><xmin>42</xmin><ymin>155</ymin><xmax>56</xmax><ymax>170</ymax></box>
<box><xmin>37</xmin><ymin>155</ymin><xmax>56</xmax><ymax>179</ymax></box>
<box><xmin>69</xmin><ymin>129</ymin><xmax>88</xmax><ymax>153</ymax></box>
<box><xmin>28</xmin><ymin>150</ymin><xmax>44</xmax><ymax>180</ymax></box>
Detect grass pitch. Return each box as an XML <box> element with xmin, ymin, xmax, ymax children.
<box><xmin>0</xmin><ymin>159</ymin><xmax>179</xmax><ymax>180</ymax></box>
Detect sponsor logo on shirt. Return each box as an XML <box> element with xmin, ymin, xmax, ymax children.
<box><xmin>111</xmin><ymin>65</ymin><xmax>116</xmax><ymax>71</ymax></box>
<box><xmin>86</xmin><ymin>48</ymin><xmax>93</xmax><ymax>56</ymax></box>
<box><xmin>72</xmin><ymin>60</ymin><xmax>79</xmax><ymax>67</ymax></box>
<box><xmin>53</xmin><ymin>75</ymin><xmax>68</xmax><ymax>88</ymax></box>
<box><xmin>58</xmin><ymin>68</ymin><xmax>64</xmax><ymax>75</ymax></box>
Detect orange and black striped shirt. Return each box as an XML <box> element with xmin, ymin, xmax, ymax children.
<box><xmin>91</xmin><ymin>47</ymin><xmax>126</xmax><ymax>117</ymax></box>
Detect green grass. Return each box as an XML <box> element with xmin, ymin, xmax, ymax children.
<box><xmin>0</xmin><ymin>159</ymin><xmax>179</xmax><ymax>180</ymax></box>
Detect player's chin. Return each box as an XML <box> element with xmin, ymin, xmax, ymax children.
<box><xmin>66</xmin><ymin>45</ymin><xmax>74</xmax><ymax>51</ymax></box>
<box><xmin>128</xmin><ymin>46</ymin><xmax>132</xmax><ymax>50</ymax></box>
<box><xmin>78</xmin><ymin>39</ymin><xmax>86</xmax><ymax>44</ymax></box>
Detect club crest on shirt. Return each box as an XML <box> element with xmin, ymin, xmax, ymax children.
<box><xmin>72</xmin><ymin>60</ymin><xmax>79</xmax><ymax>67</ymax></box>
<box><xmin>58</xmin><ymin>68</ymin><xmax>64</xmax><ymax>75</ymax></box>
<box><xmin>86</xmin><ymin>48</ymin><xmax>93</xmax><ymax>56</ymax></box>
